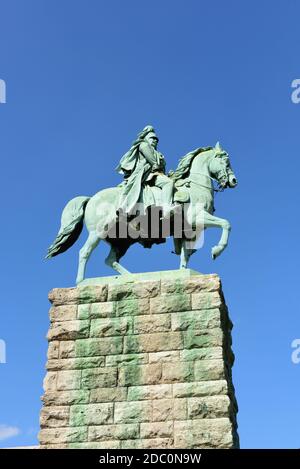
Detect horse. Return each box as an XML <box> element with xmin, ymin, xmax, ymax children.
<box><xmin>46</xmin><ymin>142</ymin><xmax>237</xmax><ymax>284</ymax></box>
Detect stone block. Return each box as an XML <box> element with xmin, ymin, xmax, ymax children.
<box><xmin>47</xmin><ymin>341</ymin><xmax>59</xmax><ymax>359</ymax></box>
<box><xmin>49</xmin><ymin>305</ymin><xmax>77</xmax><ymax>322</ymax></box>
<box><xmin>78</xmin><ymin>285</ymin><xmax>108</xmax><ymax>303</ymax></box>
<box><xmin>173</xmin><ymin>418</ymin><xmax>234</xmax><ymax>448</ymax></box>
<box><xmin>114</xmin><ymin>401</ymin><xmax>153</xmax><ymax>423</ymax></box>
<box><xmin>106</xmin><ymin>353</ymin><xmax>148</xmax><ymax>366</ymax></box>
<box><xmin>108</xmin><ymin>280</ymin><xmax>160</xmax><ymax>301</ymax></box>
<box><xmin>90</xmin><ymin>317</ymin><xmax>132</xmax><ymax>337</ymax></box>
<box><xmin>180</xmin><ymin>347</ymin><xmax>223</xmax><ymax>361</ymax></box>
<box><xmin>119</xmin><ymin>363</ymin><xmax>162</xmax><ymax>386</ymax></box>
<box><xmin>127</xmin><ymin>384</ymin><xmax>172</xmax><ymax>401</ymax></box>
<box><xmin>47</xmin><ymin>320</ymin><xmax>90</xmax><ymax>341</ymax></box>
<box><xmin>39</xmin><ymin>427</ymin><xmax>87</xmax><ymax>444</ymax></box>
<box><xmin>42</xmin><ymin>390</ymin><xmax>89</xmax><ymax>406</ymax></box>
<box><xmin>88</xmin><ymin>424</ymin><xmax>139</xmax><ymax>442</ymax></box>
<box><xmin>150</xmin><ymin>294</ymin><xmax>191</xmax><ymax>314</ymax></box>
<box><xmin>48</xmin><ymin>288</ymin><xmax>79</xmax><ymax>306</ymax></box>
<box><xmin>149</xmin><ymin>351</ymin><xmax>180</xmax><ymax>363</ymax></box>
<box><xmin>47</xmin><ymin>357</ymin><xmax>105</xmax><ymax>371</ymax></box>
<box><xmin>40</xmin><ymin>406</ymin><xmax>69</xmax><ymax>428</ymax></box>
<box><xmin>173</xmin><ymin>380</ymin><xmax>228</xmax><ymax>398</ymax></box>
<box><xmin>76</xmin><ymin>337</ymin><xmax>123</xmax><ymax>356</ymax></box>
<box><xmin>152</xmin><ymin>399</ymin><xmax>173</xmax><ymax>422</ymax></box>
<box><xmin>78</xmin><ymin>302</ymin><xmax>115</xmax><ymax>319</ymax></box>
<box><xmin>183</xmin><ymin>329</ymin><xmax>223</xmax><ymax>349</ymax></box>
<box><xmin>59</xmin><ymin>341</ymin><xmax>76</xmax><ymax>358</ymax></box>
<box><xmin>116</xmin><ymin>298</ymin><xmax>150</xmax><ymax>317</ymax></box>
<box><xmin>161</xmin><ymin>274</ymin><xmax>220</xmax><ymax>294</ymax></box>
<box><xmin>82</xmin><ymin>367</ymin><xmax>117</xmax><ymax>389</ymax></box>
<box><xmin>90</xmin><ymin>387</ymin><xmax>127</xmax><ymax>403</ymax></box>
<box><xmin>134</xmin><ymin>314</ymin><xmax>171</xmax><ymax>334</ymax></box>
<box><xmin>43</xmin><ymin>372</ymin><xmax>57</xmax><ymax>392</ymax></box>
<box><xmin>70</xmin><ymin>403</ymin><xmax>113</xmax><ymax>426</ymax></box>
<box><xmin>191</xmin><ymin>291</ymin><xmax>222</xmax><ymax>310</ymax></box>
<box><xmin>124</xmin><ymin>332</ymin><xmax>183</xmax><ymax>354</ymax></box>
<box><xmin>56</xmin><ymin>370</ymin><xmax>81</xmax><ymax>390</ymax></box>
<box><xmin>140</xmin><ymin>421</ymin><xmax>173</xmax><ymax>439</ymax></box>
<box><xmin>172</xmin><ymin>309</ymin><xmax>221</xmax><ymax>331</ymax></box>
<box><xmin>194</xmin><ymin>359</ymin><xmax>226</xmax><ymax>381</ymax></box>
<box><xmin>162</xmin><ymin>362</ymin><xmax>194</xmax><ymax>383</ymax></box>
<box><xmin>187</xmin><ymin>395</ymin><xmax>231</xmax><ymax>419</ymax></box>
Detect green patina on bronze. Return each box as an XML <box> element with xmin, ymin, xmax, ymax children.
<box><xmin>46</xmin><ymin>126</ymin><xmax>237</xmax><ymax>284</ymax></box>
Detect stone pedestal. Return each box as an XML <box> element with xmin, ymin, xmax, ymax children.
<box><xmin>39</xmin><ymin>270</ymin><xmax>239</xmax><ymax>449</ymax></box>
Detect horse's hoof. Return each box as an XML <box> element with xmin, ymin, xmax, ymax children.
<box><xmin>211</xmin><ymin>245</ymin><xmax>221</xmax><ymax>260</ymax></box>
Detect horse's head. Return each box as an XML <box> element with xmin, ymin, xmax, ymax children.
<box><xmin>209</xmin><ymin>142</ymin><xmax>238</xmax><ymax>190</ymax></box>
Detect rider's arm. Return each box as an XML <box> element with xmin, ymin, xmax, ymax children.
<box><xmin>139</xmin><ymin>142</ymin><xmax>158</xmax><ymax>167</ymax></box>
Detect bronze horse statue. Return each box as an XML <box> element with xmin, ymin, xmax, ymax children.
<box><xmin>46</xmin><ymin>143</ymin><xmax>237</xmax><ymax>284</ymax></box>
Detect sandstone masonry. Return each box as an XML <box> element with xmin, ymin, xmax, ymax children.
<box><xmin>39</xmin><ymin>271</ymin><xmax>239</xmax><ymax>449</ymax></box>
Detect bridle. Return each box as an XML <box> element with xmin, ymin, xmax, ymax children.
<box><xmin>188</xmin><ymin>171</ymin><xmax>226</xmax><ymax>193</ymax></box>
<box><xmin>177</xmin><ymin>150</ymin><xmax>232</xmax><ymax>193</ymax></box>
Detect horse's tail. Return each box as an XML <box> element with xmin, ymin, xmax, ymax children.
<box><xmin>46</xmin><ymin>196</ymin><xmax>90</xmax><ymax>259</ymax></box>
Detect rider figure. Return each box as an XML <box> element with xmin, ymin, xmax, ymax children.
<box><xmin>116</xmin><ymin>125</ymin><xmax>177</xmax><ymax>217</ymax></box>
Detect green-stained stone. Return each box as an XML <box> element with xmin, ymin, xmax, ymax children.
<box><xmin>88</xmin><ymin>424</ymin><xmax>140</xmax><ymax>441</ymax></box>
<box><xmin>79</xmin><ymin>269</ymin><xmax>201</xmax><ymax>286</ymax></box>
<box><xmin>90</xmin><ymin>317</ymin><xmax>132</xmax><ymax>337</ymax></box>
<box><xmin>75</xmin><ymin>337</ymin><xmax>123</xmax><ymax>356</ymax></box>
<box><xmin>69</xmin><ymin>403</ymin><xmax>113</xmax><ymax>427</ymax></box>
<box><xmin>106</xmin><ymin>353</ymin><xmax>147</xmax><ymax>366</ymax></box>
<box><xmin>117</xmin><ymin>298</ymin><xmax>149</xmax><ymax>317</ymax></box>
<box><xmin>78</xmin><ymin>285</ymin><xmax>108</xmax><ymax>303</ymax></box>
<box><xmin>127</xmin><ymin>386</ymin><xmax>145</xmax><ymax>402</ymax></box>
<box><xmin>181</xmin><ymin>347</ymin><xmax>223</xmax><ymax>361</ymax></box>
<box><xmin>194</xmin><ymin>360</ymin><xmax>225</xmax><ymax>381</ymax></box>
<box><xmin>77</xmin><ymin>304</ymin><xmax>90</xmax><ymax>319</ymax></box>
<box><xmin>119</xmin><ymin>363</ymin><xmax>144</xmax><ymax>387</ymax></box>
<box><xmin>81</xmin><ymin>367</ymin><xmax>117</xmax><ymax>389</ymax></box>
<box><xmin>184</xmin><ymin>330</ymin><xmax>223</xmax><ymax>349</ymax></box>
<box><xmin>172</xmin><ymin>309</ymin><xmax>221</xmax><ymax>331</ymax></box>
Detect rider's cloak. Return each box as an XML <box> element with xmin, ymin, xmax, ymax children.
<box><xmin>116</xmin><ymin>142</ymin><xmax>166</xmax><ymax>214</ymax></box>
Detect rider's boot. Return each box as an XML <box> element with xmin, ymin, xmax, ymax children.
<box><xmin>160</xmin><ymin>203</ymin><xmax>181</xmax><ymax>220</ymax></box>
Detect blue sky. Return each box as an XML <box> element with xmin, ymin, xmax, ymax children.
<box><xmin>0</xmin><ymin>0</ymin><xmax>299</xmax><ymax>448</ymax></box>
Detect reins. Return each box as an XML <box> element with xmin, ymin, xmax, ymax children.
<box><xmin>188</xmin><ymin>172</ymin><xmax>225</xmax><ymax>193</ymax></box>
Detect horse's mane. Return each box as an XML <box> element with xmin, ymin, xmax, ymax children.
<box><xmin>171</xmin><ymin>146</ymin><xmax>212</xmax><ymax>180</ymax></box>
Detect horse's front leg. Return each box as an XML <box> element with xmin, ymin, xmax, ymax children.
<box><xmin>179</xmin><ymin>206</ymin><xmax>199</xmax><ymax>269</ymax></box>
<box><xmin>203</xmin><ymin>212</ymin><xmax>231</xmax><ymax>260</ymax></box>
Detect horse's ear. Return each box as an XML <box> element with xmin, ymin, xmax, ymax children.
<box><xmin>215</xmin><ymin>141</ymin><xmax>221</xmax><ymax>150</ymax></box>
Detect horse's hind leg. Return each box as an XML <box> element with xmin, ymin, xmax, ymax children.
<box><xmin>76</xmin><ymin>231</ymin><xmax>100</xmax><ymax>284</ymax></box>
<box><xmin>105</xmin><ymin>243</ymin><xmax>131</xmax><ymax>275</ymax></box>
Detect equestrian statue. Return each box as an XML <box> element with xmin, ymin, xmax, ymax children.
<box><xmin>46</xmin><ymin>125</ymin><xmax>238</xmax><ymax>284</ymax></box>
